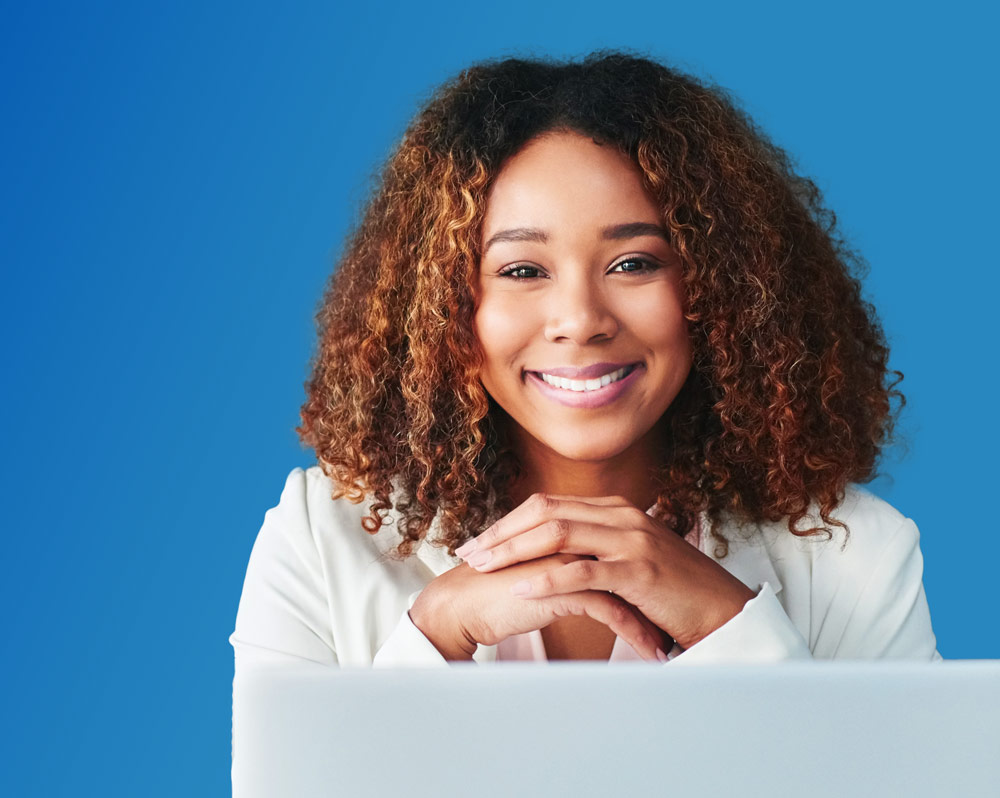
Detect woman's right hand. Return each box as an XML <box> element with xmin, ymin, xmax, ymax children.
<box><xmin>408</xmin><ymin>553</ymin><xmax>668</xmax><ymax>662</ymax></box>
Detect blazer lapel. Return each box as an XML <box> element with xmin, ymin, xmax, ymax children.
<box><xmin>704</xmin><ymin>514</ymin><xmax>784</xmax><ymax>596</ymax></box>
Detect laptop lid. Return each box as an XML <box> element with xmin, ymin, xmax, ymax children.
<box><xmin>232</xmin><ymin>660</ymin><xmax>999</xmax><ymax>797</ymax></box>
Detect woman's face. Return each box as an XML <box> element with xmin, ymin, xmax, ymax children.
<box><xmin>474</xmin><ymin>130</ymin><xmax>693</xmax><ymax>467</ymax></box>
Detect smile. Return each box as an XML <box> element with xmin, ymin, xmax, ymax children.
<box><xmin>535</xmin><ymin>365</ymin><xmax>637</xmax><ymax>392</ymax></box>
<box><xmin>525</xmin><ymin>363</ymin><xmax>644</xmax><ymax>409</ymax></box>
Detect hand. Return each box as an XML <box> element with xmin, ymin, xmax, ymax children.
<box><xmin>454</xmin><ymin>493</ymin><xmax>757</xmax><ymax>651</ymax></box>
<box><xmin>408</xmin><ymin>553</ymin><xmax>670</xmax><ymax>662</ymax></box>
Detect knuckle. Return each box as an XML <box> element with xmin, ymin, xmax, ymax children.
<box><xmin>631</xmin><ymin>526</ymin><xmax>652</xmax><ymax>546</ymax></box>
<box><xmin>572</xmin><ymin>559</ymin><xmax>596</xmax><ymax>581</ymax></box>
<box><xmin>630</xmin><ymin>529</ymin><xmax>655</xmax><ymax>558</ymax></box>
<box><xmin>610</xmin><ymin>600</ymin><xmax>629</xmax><ymax>626</ymax></box>
<box><xmin>538</xmin><ymin>570</ymin><xmax>556</xmax><ymax>593</ymax></box>
<box><xmin>529</xmin><ymin>492</ymin><xmax>553</xmax><ymax>514</ymax></box>
<box><xmin>472</xmin><ymin>618</ymin><xmax>497</xmax><ymax>646</ymax></box>
<box><xmin>634</xmin><ymin>560</ymin><xmax>657</xmax><ymax>586</ymax></box>
<box><xmin>625</xmin><ymin>506</ymin><xmax>650</xmax><ymax>526</ymax></box>
<box><xmin>551</xmin><ymin>596</ymin><xmax>572</xmax><ymax>617</ymax></box>
<box><xmin>547</xmin><ymin>518</ymin><xmax>570</xmax><ymax>548</ymax></box>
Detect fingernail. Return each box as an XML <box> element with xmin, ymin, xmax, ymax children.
<box><xmin>510</xmin><ymin>580</ymin><xmax>532</xmax><ymax>597</ymax></box>
<box><xmin>655</xmin><ymin>648</ymin><xmax>669</xmax><ymax>663</ymax></box>
<box><xmin>466</xmin><ymin>549</ymin><xmax>492</xmax><ymax>569</ymax></box>
<box><xmin>455</xmin><ymin>540</ymin><xmax>477</xmax><ymax>558</ymax></box>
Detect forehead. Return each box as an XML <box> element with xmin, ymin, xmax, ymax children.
<box><xmin>482</xmin><ymin>131</ymin><xmax>660</xmax><ymax>239</ymax></box>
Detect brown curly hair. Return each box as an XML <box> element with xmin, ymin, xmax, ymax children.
<box><xmin>297</xmin><ymin>51</ymin><xmax>904</xmax><ymax>558</ymax></box>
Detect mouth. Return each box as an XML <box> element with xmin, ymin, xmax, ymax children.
<box><xmin>526</xmin><ymin>363</ymin><xmax>640</xmax><ymax>393</ymax></box>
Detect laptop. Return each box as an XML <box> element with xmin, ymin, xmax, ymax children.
<box><xmin>232</xmin><ymin>660</ymin><xmax>1000</xmax><ymax>797</ymax></box>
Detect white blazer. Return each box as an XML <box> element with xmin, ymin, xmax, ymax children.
<box><xmin>229</xmin><ymin>466</ymin><xmax>941</xmax><ymax>668</ymax></box>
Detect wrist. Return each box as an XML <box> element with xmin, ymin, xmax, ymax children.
<box><xmin>679</xmin><ymin>583</ymin><xmax>757</xmax><ymax>650</ymax></box>
<box><xmin>409</xmin><ymin>589</ymin><xmax>477</xmax><ymax>662</ymax></box>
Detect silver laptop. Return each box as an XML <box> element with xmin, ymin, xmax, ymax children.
<box><xmin>232</xmin><ymin>661</ymin><xmax>1000</xmax><ymax>797</ymax></box>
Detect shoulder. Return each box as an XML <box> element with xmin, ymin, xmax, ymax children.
<box><xmin>266</xmin><ymin>465</ymin><xmax>404</xmax><ymax>559</ymax></box>
<box><xmin>828</xmin><ymin>483</ymin><xmax>910</xmax><ymax>537</ymax></box>
<box><xmin>271</xmin><ymin>465</ymin><xmax>356</xmax><ymax>525</ymax></box>
<box><xmin>823</xmin><ymin>484</ymin><xmax>926</xmax><ymax>589</ymax></box>
<box><xmin>832</xmin><ymin>485</ymin><xmax>923</xmax><ymax>576</ymax></box>
<box><xmin>751</xmin><ymin>483</ymin><xmax>919</xmax><ymax>562</ymax></box>
<box><xmin>724</xmin><ymin>483</ymin><xmax>927</xmax><ymax>613</ymax></box>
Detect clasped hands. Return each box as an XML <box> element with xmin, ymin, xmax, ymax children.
<box><xmin>408</xmin><ymin>493</ymin><xmax>756</xmax><ymax>663</ymax></box>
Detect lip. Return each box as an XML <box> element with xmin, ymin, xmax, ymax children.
<box><xmin>526</xmin><ymin>361</ymin><xmax>639</xmax><ymax>380</ymax></box>
<box><xmin>526</xmin><ymin>363</ymin><xmax>644</xmax><ymax>409</ymax></box>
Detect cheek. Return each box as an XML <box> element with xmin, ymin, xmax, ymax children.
<box><xmin>473</xmin><ymin>297</ymin><xmax>524</xmax><ymax>372</ymax></box>
<box><xmin>471</xmin><ymin>308</ymin><xmax>498</xmax><ymax>368</ymax></box>
<box><xmin>629</xmin><ymin>290</ymin><xmax>691</xmax><ymax>355</ymax></box>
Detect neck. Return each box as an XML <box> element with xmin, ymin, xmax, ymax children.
<box><xmin>507</xmin><ymin>424</ymin><xmax>665</xmax><ymax>511</ymax></box>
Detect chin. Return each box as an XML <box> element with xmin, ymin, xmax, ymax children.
<box><xmin>542</xmin><ymin>435</ymin><xmax>636</xmax><ymax>464</ymax></box>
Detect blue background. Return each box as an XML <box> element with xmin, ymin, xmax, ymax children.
<box><xmin>2</xmin><ymin>1</ymin><xmax>996</xmax><ymax>794</ymax></box>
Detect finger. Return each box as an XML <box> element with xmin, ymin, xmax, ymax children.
<box><xmin>509</xmin><ymin>559</ymin><xmax>632</xmax><ymax>599</ymax></box>
<box><xmin>455</xmin><ymin>494</ymin><xmax>636</xmax><ymax>558</ymax></box>
<box><xmin>468</xmin><ymin>519</ymin><xmax>625</xmax><ymax>572</ymax></box>
<box><xmin>531</xmin><ymin>494</ymin><xmax>632</xmax><ymax>506</ymax></box>
<box><xmin>539</xmin><ymin>591</ymin><xmax>668</xmax><ymax>663</ymax></box>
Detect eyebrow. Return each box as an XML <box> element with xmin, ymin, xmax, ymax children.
<box><xmin>483</xmin><ymin>222</ymin><xmax>669</xmax><ymax>253</ymax></box>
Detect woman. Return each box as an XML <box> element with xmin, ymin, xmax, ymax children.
<box><xmin>230</xmin><ymin>52</ymin><xmax>939</xmax><ymax>667</ymax></box>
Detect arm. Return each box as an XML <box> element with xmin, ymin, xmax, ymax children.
<box><xmin>230</xmin><ymin>469</ymin><xmax>337</xmax><ymax>797</ymax></box>
<box><xmin>230</xmin><ymin>468</ymin><xmax>338</xmax><ymax>668</ymax></box>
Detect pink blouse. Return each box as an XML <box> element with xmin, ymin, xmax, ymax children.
<box><xmin>496</xmin><ymin>513</ymin><xmax>702</xmax><ymax>663</ymax></box>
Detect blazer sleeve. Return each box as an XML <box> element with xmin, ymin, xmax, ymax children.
<box><xmin>668</xmin><ymin>582</ymin><xmax>813</xmax><ymax>664</ymax></box>
<box><xmin>229</xmin><ymin>468</ymin><xmax>338</xmax><ymax>668</ymax></box>
<box><xmin>372</xmin><ymin>600</ymin><xmax>451</xmax><ymax>667</ymax></box>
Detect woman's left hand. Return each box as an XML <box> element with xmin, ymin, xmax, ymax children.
<box><xmin>454</xmin><ymin>493</ymin><xmax>757</xmax><ymax>651</ymax></box>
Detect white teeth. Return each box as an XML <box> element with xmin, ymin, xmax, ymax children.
<box><xmin>538</xmin><ymin>366</ymin><xmax>633</xmax><ymax>392</ymax></box>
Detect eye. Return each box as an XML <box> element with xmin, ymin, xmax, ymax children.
<box><xmin>498</xmin><ymin>264</ymin><xmax>546</xmax><ymax>280</ymax></box>
<box><xmin>608</xmin><ymin>256</ymin><xmax>660</xmax><ymax>275</ymax></box>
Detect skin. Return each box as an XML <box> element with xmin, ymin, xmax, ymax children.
<box><xmin>408</xmin><ymin>131</ymin><xmax>755</xmax><ymax>662</ymax></box>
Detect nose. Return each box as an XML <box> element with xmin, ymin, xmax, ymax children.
<box><xmin>543</xmin><ymin>274</ymin><xmax>620</xmax><ymax>344</ymax></box>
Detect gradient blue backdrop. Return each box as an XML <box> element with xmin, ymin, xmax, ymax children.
<box><xmin>2</xmin><ymin>1</ymin><xmax>996</xmax><ymax>794</ymax></box>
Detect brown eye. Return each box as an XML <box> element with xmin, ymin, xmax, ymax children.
<box><xmin>499</xmin><ymin>264</ymin><xmax>545</xmax><ymax>279</ymax></box>
<box><xmin>609</xmin><ymin>257</ymin><xmax>659</xmax><ymax>274</ymax></box>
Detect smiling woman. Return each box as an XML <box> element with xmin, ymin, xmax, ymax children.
<box><xmin>230</xmin><ymin>52</ymin><xmax>939</xmax><ymax>678</ymax></box>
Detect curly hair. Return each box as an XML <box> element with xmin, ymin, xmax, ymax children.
<box><xmin>297</xmin><ymin>51</ymin><xmax>904</xmax><ymax>558</ymax></box>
